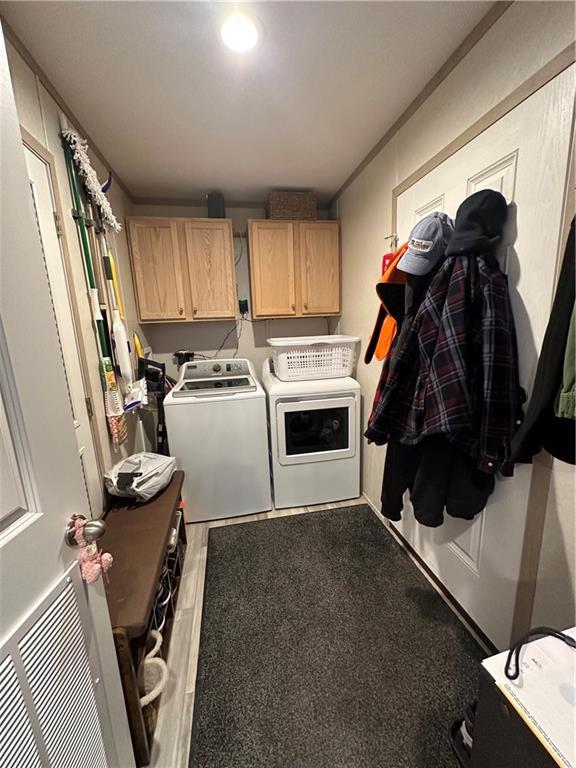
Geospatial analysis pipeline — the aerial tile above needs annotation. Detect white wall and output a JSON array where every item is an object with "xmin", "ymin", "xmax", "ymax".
[
  {"xmin": 5, "ymin": 38, "xmax": 148, "ymax": 469},
  {"xmin": 531, "ymin": 462, "xmax": 575, "ymax": 627},
  {"xmin": 336, "ymin": 1, "xmax": 575, "ymax": 630},
  {"xmin": 131, "ymin": 203, "xmax": 337, "ymax": 380}
]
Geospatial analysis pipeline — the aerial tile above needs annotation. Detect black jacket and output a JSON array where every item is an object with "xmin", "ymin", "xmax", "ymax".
[
  {"xmin": 512, "ymin": 219, "xmax": 575, "ymax": 465},
  {"xmin": 381, "ymin": 436, "xmax": 495, "ymax": 527}
]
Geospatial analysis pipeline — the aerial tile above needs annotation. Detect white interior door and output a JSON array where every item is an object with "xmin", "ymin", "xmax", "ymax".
[
  {"xmin": 23, "ymin": 142, "xmax": 103, "ymax": 518},
  {"xmin": 0, "ymin": 30, "xmax": 133, "ymax": 767},
  {"xmin": 394, "ymin": 67, "xmax": 575, "ymax": 649}
]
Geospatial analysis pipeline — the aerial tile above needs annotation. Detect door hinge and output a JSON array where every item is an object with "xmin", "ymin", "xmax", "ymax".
[
  {"xmin": 53, "ymin": 210, "xmax": 64, "ymax": 237},
  {"xmin": 85, "ymin": 396, "xmax": 94, "ymax": 420}
]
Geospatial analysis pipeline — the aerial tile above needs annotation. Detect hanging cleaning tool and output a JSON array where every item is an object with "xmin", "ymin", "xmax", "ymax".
[
  {"xmin": 133, "ymin": 331, "xmax": 144, "ymax": 362},
  {"xmin": 101, "ymin": 171, "xmax": 113, "ymax": 194},
  {"xmin": 109, "ymin": 251, "xmax": 126, "ymax": 321},
  {"xmin": 90, "ymin": 198, "xmax": 138, "ymax": 405},
  {"xmin": 61, "ymin": 121, "xmax": 127, "ymax": 445},
  {"xmin": 138, "ymin": 358, "xmax": 169, "ymax": 455},
  {"xmin": 61, "ymin": 124, "xmax": 122, "ymax": 234},
  {"xmin": 98, "ymin": 171, "xmax": 126, "ymax": 321},
  {"xmin": 87, "ymin": 170, "xmax": 145, "ymax": 413},
  {"xmin": 89, "ymin": 187, "xmax": 145, "ymax": 411}
]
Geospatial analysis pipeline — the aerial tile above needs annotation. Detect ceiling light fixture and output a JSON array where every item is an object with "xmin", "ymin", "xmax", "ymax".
[{"xmin": 221, "ymin": 13, "xmax": 258, "ymax": 53}]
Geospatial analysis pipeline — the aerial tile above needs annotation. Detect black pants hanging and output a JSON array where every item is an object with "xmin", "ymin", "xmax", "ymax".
[{"xmin": 381, "ymin": 436, "xmax": 495, "ymax": 527}]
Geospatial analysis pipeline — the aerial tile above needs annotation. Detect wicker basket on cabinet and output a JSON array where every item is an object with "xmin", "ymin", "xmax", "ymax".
[{"xmin": 267, "ymin": 190, "xmax": 317, "ymax": 220}]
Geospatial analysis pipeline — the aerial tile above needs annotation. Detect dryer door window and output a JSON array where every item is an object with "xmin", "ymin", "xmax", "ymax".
[{"xmin": 277, "ymin": 396, "xmax": 356, "ymax": 466}]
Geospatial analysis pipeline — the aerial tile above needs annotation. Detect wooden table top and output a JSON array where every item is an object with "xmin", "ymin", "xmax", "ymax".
[{"xmin": 101, "ymin": 471, "xmax": 184, "ymax": 638}]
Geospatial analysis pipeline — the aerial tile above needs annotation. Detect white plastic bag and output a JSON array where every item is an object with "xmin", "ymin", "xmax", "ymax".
[{"xmin": 104, "ymin": 452, "xmax": 176, "ymax": 502}]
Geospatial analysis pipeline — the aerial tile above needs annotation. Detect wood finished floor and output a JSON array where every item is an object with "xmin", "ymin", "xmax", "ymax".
[{"xmin": 149, "ymin": 497, "xmax": 367, "ymax": 768}]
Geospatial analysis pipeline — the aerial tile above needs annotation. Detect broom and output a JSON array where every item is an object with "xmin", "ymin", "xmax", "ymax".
[
  {"xmin": 61, "ymin": 127, "xmax": 127, "ymax": 445},
  {"xmin": 89, "ymin": 198, "xmax": 141, "ymax": 407}
]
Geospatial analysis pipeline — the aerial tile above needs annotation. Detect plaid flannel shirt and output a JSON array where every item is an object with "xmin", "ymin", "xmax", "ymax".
[{"xmin": 365, "ymin": 251, "xmax": 523, "ymax": 474}]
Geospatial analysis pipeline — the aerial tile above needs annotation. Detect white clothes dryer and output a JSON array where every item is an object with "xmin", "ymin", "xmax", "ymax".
[
  {"xmin": 164, "ymin": 359, "xmax": 272, "ymax": 522},
  {"xmin": 261, "ymin": 358, "xmax": 361, "ymax": 509}
]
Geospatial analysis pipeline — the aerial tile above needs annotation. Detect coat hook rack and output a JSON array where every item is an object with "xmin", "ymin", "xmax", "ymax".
[{"xmin": 384, "ymin": 233, "xmax": 399, "ymax": 249}]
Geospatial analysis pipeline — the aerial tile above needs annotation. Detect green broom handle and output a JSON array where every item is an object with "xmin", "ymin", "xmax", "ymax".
[
  {"xmin": 62, "ymin": 138, "xmax": 95, "ymax": 287},
  {"xmin": 62, "ymin": 136, "xmax": 109, "ymax": 358}
]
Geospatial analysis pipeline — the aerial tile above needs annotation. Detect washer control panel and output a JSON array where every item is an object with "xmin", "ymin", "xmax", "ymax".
[{"xmin": 180, "ymin": 359, "xmax": 251, "ymax": 380}]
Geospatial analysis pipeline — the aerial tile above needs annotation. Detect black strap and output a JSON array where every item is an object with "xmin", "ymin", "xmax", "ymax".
[
  {"xmin": 504, "ymin": 626, "xmax": 576, "ymax": 680},
  {"xmin": 116, "ymin": 471, "xmax": 142, "ymax": 491}
]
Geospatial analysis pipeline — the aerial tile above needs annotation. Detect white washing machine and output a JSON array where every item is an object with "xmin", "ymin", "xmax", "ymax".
[
  {"xmin": 261, "ymin": 358, "xmax": 361, "ymax": 509},
  {"xmin": 164, "ymin": 359, "xmax": 272, "ymax": 522}
]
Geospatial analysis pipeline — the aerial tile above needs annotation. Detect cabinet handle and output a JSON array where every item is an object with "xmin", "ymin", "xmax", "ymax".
[
  {"xmin": 304, "ymin": 303, "xmax": 308, "ymax": 311},
  {"xmin": 291, "ymin": 304, "xmax": 295, "ymax": 311},
  {"xmin": 179, "ymin": 307, "xmax": 184, "ymax": 315},
  {"xmin": 193, "ymin": 307, "xmax": 198, "ymax": 315}
]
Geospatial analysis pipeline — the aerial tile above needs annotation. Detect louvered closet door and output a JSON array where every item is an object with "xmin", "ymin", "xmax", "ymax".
[
  {"xmin": 392, "ymin": 66, "xmax": 575, "ymax": 650},
  {"xmin": 1, "ymin": 573, "xmax": 107, "ymax": 768},
  {"xmin": 0, "ymin": 32, "xmax": 125, "ymax": 767},
  {"xmin": 0, "ymin": 657, "xmax": 42, "ymax": 767}
]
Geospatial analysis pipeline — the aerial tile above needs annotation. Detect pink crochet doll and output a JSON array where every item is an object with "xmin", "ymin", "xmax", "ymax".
[{"xmin": 74, "ymin": 517, "xmax": 113, "ymax": 584}]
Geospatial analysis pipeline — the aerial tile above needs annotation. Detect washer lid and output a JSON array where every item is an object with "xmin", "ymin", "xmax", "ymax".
[{"xmin": 171, "ymin": 375, "xmax": 256, "ymax": 397}]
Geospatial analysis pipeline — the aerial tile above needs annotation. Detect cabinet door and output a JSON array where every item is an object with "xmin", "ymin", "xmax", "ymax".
[
  {"xmin": 249, "ymin": 221, "xmax": 296, "ymax": 317},
  {"xmin": 184, "ymin": 219, "xmax": 237, "ymax": 319},
  {"xmin": 127, "ymin": 218, "xmax": 186, "ymax": 321},
  {"xmin": 298, "ymin": 221, "xmax": 340, "ymax": 315}
]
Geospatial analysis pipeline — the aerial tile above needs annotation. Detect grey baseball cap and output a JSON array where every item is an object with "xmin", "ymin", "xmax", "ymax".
[{"xmin": 397, "ymin": 212, "xmax": 454, "ymax": 275}]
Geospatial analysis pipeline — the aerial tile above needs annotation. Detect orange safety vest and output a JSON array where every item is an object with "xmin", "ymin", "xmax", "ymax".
[{"xmin": 364, "ymin": 242, "xmax": 408, "ymax": 364}]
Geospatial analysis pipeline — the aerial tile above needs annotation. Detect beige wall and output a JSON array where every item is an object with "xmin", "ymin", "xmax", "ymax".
[
  {"xmin": 4, "ymin": 31, "xmax": 338, "ymax": 466},
  {"xmin": 5, "ymin": 2, "xmax": 574, "ymax": 629},
  {"xmin": 5, "ymin": 38, "xmax": 149, "ymax": 471},
  {"xmin": 130, "ymin": 203, "xmax": 337, "ymax": 380},
  {"xmin": 531, "ymin": 462, "xmax": 575, "ymax": 628},
  {"xmin": 336, "ymin": 1, "xmax": 575, "ymax": 629}
]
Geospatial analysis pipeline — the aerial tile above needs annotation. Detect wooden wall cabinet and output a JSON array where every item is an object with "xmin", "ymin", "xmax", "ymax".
[
  {"xmin": 127, "ymin": 218, "xmax": 186, "ymax": 321},
  {"xmin": 127, "ymin": 217, "xmax": 237, "ymax": 323},
  {"xmin": 298, "ymin": 221, "xmax": 340, "ymax": 315},
  {"xmin": 248, "ymin": 221, "xmax": 297, "ymax": 317},
  {"xmin": 248, "ymin": 220, "xmax": 340, "ymax": 319},
  {"xmin": 183, "ymin": 219, "xmax": 236, "ymax": 320}
]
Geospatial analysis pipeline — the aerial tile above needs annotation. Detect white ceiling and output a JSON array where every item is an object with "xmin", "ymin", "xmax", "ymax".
[{"xmin": 2, "ymin": 1, "xmax": 493, "ymax": 202}]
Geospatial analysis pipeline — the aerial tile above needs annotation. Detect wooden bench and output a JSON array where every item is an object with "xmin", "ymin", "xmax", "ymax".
[{"xmin": 101, "ymin": 471, "xmax": 186, "ymax": 766}]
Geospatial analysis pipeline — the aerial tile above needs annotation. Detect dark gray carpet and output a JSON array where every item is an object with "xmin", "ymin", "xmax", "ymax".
[{"xmin": 189, "ymin": 505, "xmax": 484, "ymax": 768}]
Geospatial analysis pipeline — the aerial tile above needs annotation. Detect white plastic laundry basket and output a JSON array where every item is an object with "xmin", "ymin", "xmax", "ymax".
[{"xmin": 267, "ymin": 335, "xmax": 360, "ymax": 381}]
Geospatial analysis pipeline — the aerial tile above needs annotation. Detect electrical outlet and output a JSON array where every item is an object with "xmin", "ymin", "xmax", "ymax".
[{"xmin": 239, "ymin": 298, "xmax": 249, "ymax": 314}]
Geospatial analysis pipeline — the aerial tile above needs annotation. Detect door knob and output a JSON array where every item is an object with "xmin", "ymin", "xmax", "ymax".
[{"xmin": 65, "ymin": 514, "xmax": 106, "ymax": 547}]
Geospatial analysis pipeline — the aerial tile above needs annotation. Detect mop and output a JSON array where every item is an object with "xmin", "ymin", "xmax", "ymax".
[
  {"xmin": 87, "ymin": 166, "xmax": 151, "ymax": 451},
  {"xmin": 61, "ymin": 122, "xmax": 127, "ymax": 445},
  {"xmin": 90, "ymin": 197, "xmax": 143, "ymax": 410}
]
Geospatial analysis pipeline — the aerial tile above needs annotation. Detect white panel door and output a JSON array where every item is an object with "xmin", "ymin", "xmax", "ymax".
[
  {"xmin": 0, "ymin": 29, "xmax": 132, "ymax": 766},
  {"xmin": 394, "ymin": 67, "xmax": 575, "ymax": 649}
]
